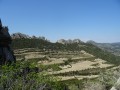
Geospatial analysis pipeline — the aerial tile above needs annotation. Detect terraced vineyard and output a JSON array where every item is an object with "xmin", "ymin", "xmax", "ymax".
[
  {"xmin": 11, "ymin": 37, "xmax": 120, "ymax": 90},
  {"xmin": 14, "ymin": 48, "xmax": 114, "ymax": 82}
]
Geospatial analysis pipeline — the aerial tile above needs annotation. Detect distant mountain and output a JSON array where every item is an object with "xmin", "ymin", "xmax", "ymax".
[{"xmin": 87, "ymin": 40, "xmax": 120, "ymax": 56}]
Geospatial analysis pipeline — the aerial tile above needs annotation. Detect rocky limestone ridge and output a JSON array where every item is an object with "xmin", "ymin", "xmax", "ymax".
[
  {"xmin": 11, "ymin": 33, "xmax": 46, "ymax": 41},
  {"xmin": 11, "ymin": 33, "xmax": 30, "ymax": 39},
  {"xmin": 57, "ymin": 39, "xmax": 83, "ymax": 44},
  {"xmin": 86, "ymin": 40, "xmax": 97, "ymax": 44}
]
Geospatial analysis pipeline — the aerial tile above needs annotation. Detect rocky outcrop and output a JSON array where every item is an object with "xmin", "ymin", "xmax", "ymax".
[
  {"xmin": 11, "ymin": 33, "xmax": 30, "ymax": 39},
  {"xmin": 0, "ymin": 19, "xmax": 16, "ymax": 65},
  {"xmin": 73, "ymin": 39, "xmax": 82, "ymax": 43},
  {"xmin": 57, "ymin": 39, "xmax": 67, "ymax": 44},
  {"xmin": 11, "ymin": 33, "xmax": 47, "ymax": 41},
  {"xmin": 86, "ymin": 40, "xmax": 97, "ymax": 44},
  {"xmin": 57, "ymin": 39, "xmax": 82, "ymax": 44}
]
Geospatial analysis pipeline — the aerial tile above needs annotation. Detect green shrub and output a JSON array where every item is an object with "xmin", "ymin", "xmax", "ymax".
[{"xmin": 0, "ymin": 61, "xmax": 65, "ymax": 90}]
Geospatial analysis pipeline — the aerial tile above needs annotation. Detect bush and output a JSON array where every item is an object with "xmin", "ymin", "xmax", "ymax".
[{"xmin": 0, "ymin": 61, "xmax": 65, "ymax": 90}]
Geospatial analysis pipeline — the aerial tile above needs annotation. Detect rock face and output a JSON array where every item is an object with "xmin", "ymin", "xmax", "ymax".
[
  {"xmin": 86, "ymin": 40, "xmax": 97, "ymax": 44},
  {"xmin": 11, "ymin": 33, "xmax": 47, "ymax": 41},
  {"xmin": 73, "ymin": 39, "xmax": 82, "ymax": 43},
  {"xmin": 57, "ymin": 39, "xmax": 67, "ymax": 44},
  {"xmin": 0, "ymin": 19, "xmax": 11, "ymax": 45},
  {"xmin": 0, "ymin": 19, "xmax": 16, "ymax": 65},
  {"xmin": 57, "ymin": 39, "xmax": 82, "ymax": 44},
  {"xmin": 11, "ymin": 33, "xmax": 30, "ymax": 39}
]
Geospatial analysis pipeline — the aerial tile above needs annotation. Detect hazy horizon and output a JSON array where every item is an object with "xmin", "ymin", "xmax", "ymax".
[{"xmin": 0, "ymin": 0, "xmax": 120, "ymax": 43}]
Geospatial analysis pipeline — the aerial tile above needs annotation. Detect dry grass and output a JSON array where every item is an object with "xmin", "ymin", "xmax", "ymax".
[
  {"xmin": 53, "ymin": 59, "xmax": 113, "ymax": 74},
  {"xmin": 38, "ymin": 58, "xmax": 68, "ymax": 65},
  {"xmin": 59, "ymin": 75, "xmax": 99, "ymax": 81}
]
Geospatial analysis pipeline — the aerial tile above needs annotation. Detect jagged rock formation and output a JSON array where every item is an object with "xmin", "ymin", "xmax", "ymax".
[
  {"xmin": 57, "ymin": 39, "xmax": 67, "ymax": 44},
  {"xmin": 86, "ymin": 40, "xmax": 97, "ymax": 44},
  {"xmin": 0, "ymin": 19, "xmax": 16, "ymax": 65},
  {"xmin": 11, "ymin": 33, "xmax": 31, "ymax": 39},
  {"xmin": 57, "ymin": 39, "xmax": 82, "ymax": 44},
  {"xmin": 73, "ymin": 39, "xmax": 82, "ymax": 43},
  {"xmin": 11, "ymin": 33, "xmax": 47, "ymax": 41}
]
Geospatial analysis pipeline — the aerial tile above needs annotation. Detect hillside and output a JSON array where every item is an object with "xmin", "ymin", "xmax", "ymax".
[
  {"xmin": 9, "ymin": 33, "xmax": 120, "ymax": 90},
  {"xmin": 11, "ymin": 33, "xmax": 120, "ymax": 65},
  {"xmin": 87, "ymin": 40, "xmax": 120, "ymax": 56},
  {"xmin": 10, "ymin": 35, "xmax": 120, "ymax": 90}
]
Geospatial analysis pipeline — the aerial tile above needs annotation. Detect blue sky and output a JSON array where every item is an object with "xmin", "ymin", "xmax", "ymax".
[{"xmin": 0, "ymin": 0, "xmax": 120, "ymax": 43}]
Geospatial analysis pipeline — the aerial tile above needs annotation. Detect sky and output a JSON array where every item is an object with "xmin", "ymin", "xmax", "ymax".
[{"xmin": 0, "ymin": 0, "xmax": 120, "ymax": 43}]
